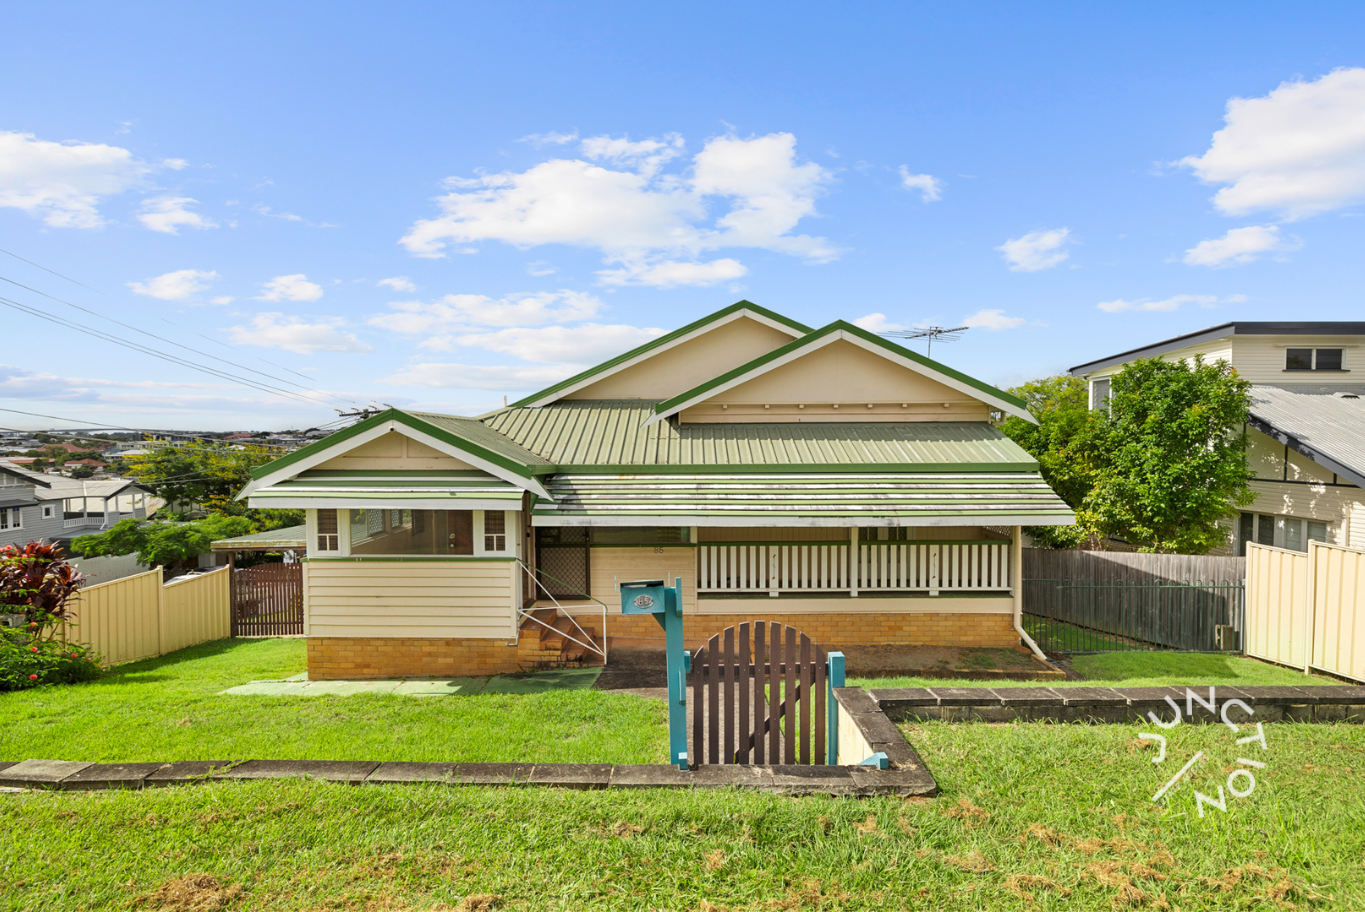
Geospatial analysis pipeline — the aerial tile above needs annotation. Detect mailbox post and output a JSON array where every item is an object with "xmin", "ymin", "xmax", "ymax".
[{"xmin": 620, "ymin": 577, "xmax": 688, "ymax": 769}]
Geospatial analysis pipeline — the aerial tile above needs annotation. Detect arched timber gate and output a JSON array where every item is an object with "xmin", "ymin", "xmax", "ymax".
[{"xmin": 689, "ymin": 621, "xmax": 842, "ymax": 766}]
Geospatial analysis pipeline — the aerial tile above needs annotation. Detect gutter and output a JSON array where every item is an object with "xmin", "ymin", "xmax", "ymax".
[{"xmin": 1010, "ymin": 525, "xmax": 1049, "ymax": 662}]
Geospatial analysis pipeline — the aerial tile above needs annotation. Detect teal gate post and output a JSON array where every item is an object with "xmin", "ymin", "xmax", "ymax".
[
  {"xmin": 621, "ymin": 578, "xmax": 689, "ymax": 769},
  {"xmin": 826, "ymin": 651, "xmax": 844, "ymax": 765}
]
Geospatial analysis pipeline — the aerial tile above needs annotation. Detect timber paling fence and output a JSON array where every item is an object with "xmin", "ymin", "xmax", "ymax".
[
  {"xmin": 231, "ymin": 563, "xmax": 303, "ymax": 637},
  {"xmin": 1022, "ymin": 549, "xmax": 1247, "ymax": 653}
]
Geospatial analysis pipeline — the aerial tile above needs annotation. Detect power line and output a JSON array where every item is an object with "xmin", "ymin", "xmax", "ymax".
[
  {"xmin": 0, "ymin": 273, "xmax": 357, "ymax": 407},
  {"xmin": 0, "ymin": 294, "xmax": 334, "ymax": 410},
  {"xmin": 0, "ymin": 245, "xmax": 105, "ymax": 295}
]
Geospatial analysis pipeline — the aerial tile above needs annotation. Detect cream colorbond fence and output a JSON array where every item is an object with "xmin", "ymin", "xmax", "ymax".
[
  {"xmin": 1246, "ymin": 541, "xmax": 1365, "ymax": 683},
  {"xmin": 67, "ymin": 567, "xmax": 231, "ymax": 666}
]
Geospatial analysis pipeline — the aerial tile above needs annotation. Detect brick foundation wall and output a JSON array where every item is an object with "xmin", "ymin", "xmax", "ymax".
[
  {"xmin": 600, "ymin": 610, "xmax": 1018, "ymax": 649},
  {"xmin": 307, "ymin": 637, "xmax": 522, "ymax": 680}
]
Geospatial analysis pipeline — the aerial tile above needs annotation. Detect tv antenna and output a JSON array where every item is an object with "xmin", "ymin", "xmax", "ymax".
[{"xmin": 879, "ymin": 324, "xmax": 970, "ymax": 359}]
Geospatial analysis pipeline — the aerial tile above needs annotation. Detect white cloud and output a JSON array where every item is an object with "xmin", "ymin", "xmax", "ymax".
[
  {"xmin": 526, "ymin": 261, "xmax": 556, "ymax": 277},
  {"xmin": 0, "ymin": 130, "xmax": 150, "ymax": 228},
  {"xmin": 1182, "ymin": 224, "xmax": 1300, "ymax": 266},
  {"xmin": 160, "ymin": 158, "xmax": 188, "ymax": 170},
  {"xmin": 126, "ymin": 269, "xmax": 219, "ymax": 301},
  {"xmin": 580, "ymin": 133, "xmax": 684, "ymax": 177},
  {"xmin": 998, "ymin": 228, "xmax": 1071, "ymax": 272},
  {"xmin": 372, "ymin": 290, "xmax": 604, "ymax": 332},
  {"xmin": 1180, "ymin": 68, "xmax": 1365, "ymax": 220},
  {"xmin": 252, "ymin": 203, "xmax": 303, "ymax": 222},
  {"xmin": 228, "ymin": 313, "xmax": 372, "ymax": 354},
  {"xmin": 597, "ymin": 257, "xmax": 747, "ymax": 287},
  {"xmin": 378, "ymin": 276, "xmax": 417, "ymax": 292},
  {"xmin": 400, "ymin": 132, "xmax": 838, "ymax": 280},
  {"xmin": 210, "ymin": 295, "xmax": 234, "ymax": 306},
  {"xmin": 962, "ymin": 308, "xmax": 1026, "ymax": 330},
  {"xmin": 138, "ymin": 196, "xmax": 218, "ymax": 234},
  {"xmin": 518, "ymin": 130, "xmax": 579, "ymax": 146},
  {"xmin": 382, "ymin": 362, "xmax": 573, "ymax": 391},
  {"xmin": 853, "ymin": 313, "xmax": 909, "ymax": 333},
  {"xmin": 1096, "ymin": 293, "xmax": 1246, "ymax": 314},
  {"xmin": 256, "ymin": 274, "xmax": 324, "ymax": 302},
  {"xmin": 425, "ymin": 323, "xmax": 666, "ymax": 365},
  {"xmin": 898, "ymin": 167, "xmax": 942, "ymax": 202}
]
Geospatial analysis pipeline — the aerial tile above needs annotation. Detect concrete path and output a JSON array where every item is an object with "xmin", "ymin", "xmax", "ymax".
[{"xmin": 219, "ymin": 666, "xmax": 602, "ymax": 697}]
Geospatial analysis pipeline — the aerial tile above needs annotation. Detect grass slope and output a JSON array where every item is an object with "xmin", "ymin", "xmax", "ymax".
[
  {"xmin": 2, "ymin": 723, "xmax": 1361, "ymax": 910},
  {"xmin": 851, "ymin": 651, "xmax": 1338, "ymax": 690},
  {"xmin": 0, "ymin": 639, "xmax": 667, "ymax": 764}
]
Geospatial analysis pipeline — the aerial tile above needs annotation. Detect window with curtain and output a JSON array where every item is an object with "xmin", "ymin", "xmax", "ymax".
[{"xmin": 316, "ymin": 509, "xmax": 339, "ymax": 552}]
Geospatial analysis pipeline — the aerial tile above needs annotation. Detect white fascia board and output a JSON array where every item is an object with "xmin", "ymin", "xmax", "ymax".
[
  {"xmin": 238, "ymin": 420, "xmax": 553, "ymax": 501},
  {"xmin": 248, "ymin": 496, "xmax": 522, "ymax": 511},
  {"xmin": 522, "ymin": 308, "xmax": 805, "ymax": 408},
  {"xmin": 646, "ymin": 329, "xmax": 1038, "ymax": 426},
  {"xmin": 532, "ymin": 513, "xmax": 1076, "ymax": 527}
]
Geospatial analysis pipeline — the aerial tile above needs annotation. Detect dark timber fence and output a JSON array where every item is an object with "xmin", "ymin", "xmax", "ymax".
[
  {"xmin": 231, "ymin": 563, "xmax": 304, "ymax": 637},
  {"xmin": 1022, "ymin": 549, "xmax": 1246, "ymax": 653}
]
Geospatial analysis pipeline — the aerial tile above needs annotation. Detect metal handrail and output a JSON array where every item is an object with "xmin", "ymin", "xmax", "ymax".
[{"xmin": 513, "ymin": 558, "xmax": 607, "ymax": 661}]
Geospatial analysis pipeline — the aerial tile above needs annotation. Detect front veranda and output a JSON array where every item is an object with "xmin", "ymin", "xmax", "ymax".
[{"xmin": 528, "ymin": 521, "xmax": 1025, "ymax": 654}]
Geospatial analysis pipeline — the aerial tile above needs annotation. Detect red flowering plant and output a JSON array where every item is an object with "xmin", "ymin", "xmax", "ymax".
[{"xmin": 0, "ymin": 540, "xmax": 101, "ymax": 691}]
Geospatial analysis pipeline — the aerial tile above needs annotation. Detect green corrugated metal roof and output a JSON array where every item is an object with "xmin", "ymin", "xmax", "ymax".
[
  {"xmin": 531, "ymin": 473, "xmax": 1074, "ymax": 526},
  {"xmin": 481, "ymin": 401, "xmax": 1039, "ymax": 471}
]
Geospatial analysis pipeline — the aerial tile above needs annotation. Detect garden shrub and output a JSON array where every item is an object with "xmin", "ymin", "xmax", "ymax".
[{"xmin": 0, "ymin": 631, "xmax": 101, "ymax": 691}]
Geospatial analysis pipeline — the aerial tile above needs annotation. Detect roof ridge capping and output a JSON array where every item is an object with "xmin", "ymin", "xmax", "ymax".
[
  {"xmin": 508, "ymin": 300, "xmax": 813, "ymax": 408},
  {"xmin": 646, "ymin": 319, "xmax": 1034, "ymax": 424}
]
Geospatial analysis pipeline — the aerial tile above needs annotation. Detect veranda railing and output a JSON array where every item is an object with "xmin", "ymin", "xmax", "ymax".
[{"xmin": 697, "ymin": 540, "xmax": 1011, "ymax": 597}]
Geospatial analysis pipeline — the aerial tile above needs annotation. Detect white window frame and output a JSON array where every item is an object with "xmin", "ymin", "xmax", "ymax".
[
  {"xmin": 0, "ymin": 506, "xmax": 20, "ymax": 530},
  {"xmin": 1090, "ymin": 377, "xmax": 1111, "ymax": 411},
  {"xmin": 41, "ymin": 504, "xmax": 54, "ymax": 520}
]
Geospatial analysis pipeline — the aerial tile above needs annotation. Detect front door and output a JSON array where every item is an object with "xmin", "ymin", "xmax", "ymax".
[{"xmin": 534, "ymin": 527, "xmax": 590, "ymax": 598}]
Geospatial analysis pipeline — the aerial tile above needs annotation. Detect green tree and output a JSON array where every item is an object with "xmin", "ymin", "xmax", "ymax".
[
  {"xmin": 71, "ymin": 515, "xmax": 256, "ymax": 571},
  {"xmin": 125, "ymin": 442, "xmax": 294, "ymax": 520},
  {"xmin": 1087, "ymin": 356, "xmax": 1253, "ymax": 553},
  {"xmin": 1000, "ymin": 375, "xmax": 1106, "ymax": 548},
  {"xmin": 1003, "ymin": 357, "xmax": 1252, "ymax": 553}
]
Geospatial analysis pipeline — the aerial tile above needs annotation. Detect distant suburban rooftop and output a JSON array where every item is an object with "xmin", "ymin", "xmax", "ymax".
[{"xmin": 1070, "ymin": 322, "xmax": 1365, "ymax": 375}]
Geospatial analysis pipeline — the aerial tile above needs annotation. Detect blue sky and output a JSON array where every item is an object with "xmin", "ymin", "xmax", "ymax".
[{"xmin": 2, "ymin": 2, "xmax": 1364, "ymax": 431}]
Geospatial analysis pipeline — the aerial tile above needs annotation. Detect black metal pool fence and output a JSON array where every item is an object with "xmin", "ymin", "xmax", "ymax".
[{"xmin": 1022, "ymin": 577, "xmax": 1246, "ymax": 653}]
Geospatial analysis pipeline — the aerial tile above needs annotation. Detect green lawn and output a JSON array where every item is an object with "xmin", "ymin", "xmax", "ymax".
[
  {"xmin": 2, "ymin": 722, "xmax": 1361, "ymax": 910},
  {"xmin": 851, "ymin": 651, "xmax": 1338, "ymax": 690},
  {"xmin": 0, "ymin": 638, "xmax": 667, "ymax": 765}
]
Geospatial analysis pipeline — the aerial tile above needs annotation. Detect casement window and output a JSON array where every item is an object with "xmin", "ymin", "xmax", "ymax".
[
  {"xmin": 1090, "ymin": 378, "xmax": 1111, "ymax": 411},
  {"xmin": 0, "ymin": 507, "xmax": 21, "ymax": 530},
  {"xmin": 1285, "ymin": 348, "xmax": 1345, "ymax": 372},
  {"xmin": 316, "ymin": 508, "xmax": 339, "ymax": 552},
  {"xmin": 483, "ymin": 510, "xmax": 507, "ymax": 552},
  {"xmin": 41, "ymin": 505, "xmax": 55, "ymax": 520},
  {"xmin": 347, "ymin": 509, "xmax": 475, "ymax": 555}
]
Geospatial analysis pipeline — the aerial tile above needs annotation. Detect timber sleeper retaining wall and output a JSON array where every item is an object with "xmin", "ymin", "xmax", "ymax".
[{"xmin": 0, "ymin": 759, "xmax": 936, "ymax": 798}]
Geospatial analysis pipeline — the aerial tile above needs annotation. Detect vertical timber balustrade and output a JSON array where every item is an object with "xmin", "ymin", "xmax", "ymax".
[{"xmin": 696, "ymin": 540, "xmax": 1011, "ymax": 596}]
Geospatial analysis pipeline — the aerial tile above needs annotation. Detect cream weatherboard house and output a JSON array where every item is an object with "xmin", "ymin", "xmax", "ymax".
[
  {"xmin": 240, "ymin": 303, "xmax": 1073, "ymax": 679},
  {"xmin": 1070, "ymin": 321, "xmax": 1365, "ymax": 556}
]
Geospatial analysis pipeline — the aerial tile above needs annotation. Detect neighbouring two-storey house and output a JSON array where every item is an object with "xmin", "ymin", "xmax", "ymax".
[
  {"xmin": 1070, "ymin": 321, "xmax": 1365, "ymax": 555},
  {"xmin": 0, "ymin": 463, "xmax": 154, "ymax": 551},
  {"xmin": 240, "ymin": 302, "xmax": 1074, "ymax": 680}
]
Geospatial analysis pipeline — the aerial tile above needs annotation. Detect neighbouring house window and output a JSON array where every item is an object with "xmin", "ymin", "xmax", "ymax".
[
  {"xmin": 1090, "ymin": 378, "xmax": 1111, "ymax": 411},
  {"xmin": 483, "ymin": 511, "xmax": 507, "ymax": 552},
  {"xmin": 587, "ymin": 527, "xmax": 691, "ymax": 545},
  {"xmin": 1255, "ymin": 514, "xmax": 1275, "ymax": 547},
  {"xmin": 42, "ymin": 505, "xmax": 54, "ymax": 519},
  {"xmin": 347, "ymin": 509, "xmax": 475, "ymax": 555},
  {"xmin": 0, "ymin": 507, "xmax": 20, "ymax": 530},
  {"xmin": 1237, "ymin": 512, "xmax": 1253, "ymax": 556},
  {"xmin": 1284, "ymin": 518, "xmax": 1304, "ymax": 552},
  {"xmin": 316, "ymin": 509, "xmax": 339, "ymax": 552},
  {"xmin": 1307, "ymin": 520, "xmax": 1329, "ymax": 544},
  {"xmin": 1286, "ymin": 348, "xmax": 1345, "ymax": 371}
]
